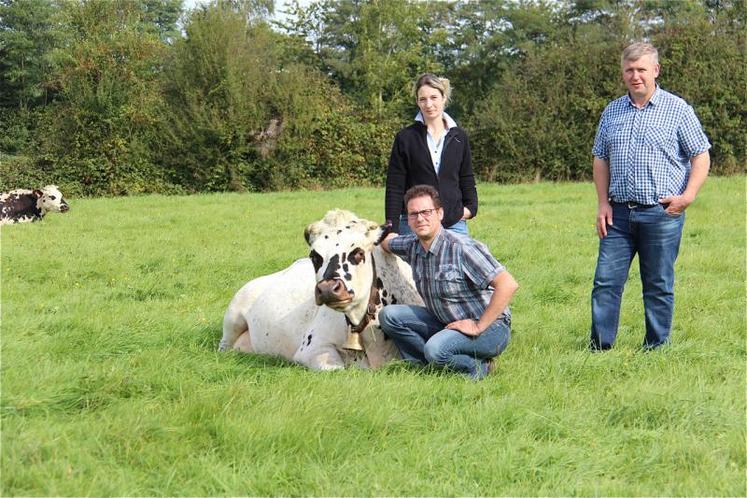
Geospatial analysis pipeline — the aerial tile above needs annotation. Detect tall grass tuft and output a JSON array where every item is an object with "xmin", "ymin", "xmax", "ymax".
[{"xmin": 1, "ymin": 177, "xmax": 744, "ymax": 495}]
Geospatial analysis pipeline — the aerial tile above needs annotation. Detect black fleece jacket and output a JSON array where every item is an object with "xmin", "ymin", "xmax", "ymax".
[{"xmin": 385, "ymin": 121, "xmax": 478, "ymax": 233}]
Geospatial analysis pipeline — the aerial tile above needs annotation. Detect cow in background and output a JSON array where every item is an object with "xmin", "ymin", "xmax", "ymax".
[{"xmin": 0, "ymin": 185, "xmax": 70, "ymax": 226}]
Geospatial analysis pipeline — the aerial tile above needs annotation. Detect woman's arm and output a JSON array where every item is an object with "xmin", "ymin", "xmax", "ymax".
[{"xmin": 385, "ymin": 134, "xmax": 408, "ymax": 232}]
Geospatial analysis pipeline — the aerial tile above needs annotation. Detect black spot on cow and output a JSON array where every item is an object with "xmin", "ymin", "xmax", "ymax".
[
  {"xmin": 347, "ymin": 248, "xmax": 365, "ymax": 265},
  {"xmin": 341, "ymin": 259, "xmax": 352, "ymax": 280},
  {"xmin": 0, "ymin": 192, "xmax": 42, "ymax": 224},
  {"xmin": 345, "ymin": 225, "xmax": 351, "ymax": 229},
  {"xmin": 382, "ymin": 298, "xmax": 388, "ymax": 306},
  {"xmin": 337, "ymin": 229, "xmax": 342, "ymax": 234},
  {"xmin": 324, "ymin": 235, "xmax": 329, "ymax": 239},
  {"xmin": 322, "ymin": 254, "xmax": 341, "ymax": 280},
  {"xmin": 376, "ymin": 278, "xmax": 384, "ymax": 290},
  {"xmin": 305, "ymin": 334, "xmax": 313, "ymax": 347},
  {"xmin": 309, "ymin": 250, "xmax": 324, "ymax": 272},
  {"xmin": 382, "ymin": 289, "xmax": 388, "ymax": 297},
  {"xmin": 391, "ymin": 296, "xmax": 398, "ymax": 304}
]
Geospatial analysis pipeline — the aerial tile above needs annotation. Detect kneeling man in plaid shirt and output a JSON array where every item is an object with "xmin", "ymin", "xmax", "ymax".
[{"xmin": 380, "ymin": 184, "xmax": 518, "ymax": 380}]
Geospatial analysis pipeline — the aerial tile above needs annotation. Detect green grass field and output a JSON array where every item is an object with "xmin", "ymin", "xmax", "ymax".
[{"xmin": 1, "ymin": 177, "xmax": 745, "ymax": 496}]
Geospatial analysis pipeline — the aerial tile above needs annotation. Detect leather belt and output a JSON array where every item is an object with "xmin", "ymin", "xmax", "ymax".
[{"xmin": 612, "ymin": 201, "xmax": 658, "ymax": 209}]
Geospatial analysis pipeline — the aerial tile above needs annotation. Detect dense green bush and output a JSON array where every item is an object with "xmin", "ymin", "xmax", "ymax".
[
  {"xmin": 651, "ymin": 3, "xmax": 746, "ymax": 174},
  {"xmin": 27, "ymin": 0, "xmax": 175, "ymax": 196},
  {"xmin": 0, "ymin": 154, "xmax": 49, "ymax": 191},
  {"xmin": 467, "ymin": 1, "xmax": 746, "ymax": 181},
  {"xmin": 0, "ymin": 0, "xmax": 743, "ymax": 196},
  {"xmin": 159, "ymin": 4, "xmax": 400, "ymax": 192}
]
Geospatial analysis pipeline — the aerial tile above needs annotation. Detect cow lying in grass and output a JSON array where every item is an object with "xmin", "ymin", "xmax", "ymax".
[
  {"xmin": 0, "ymin": 185, "xmax": 70, "ymax": 226},
  {"xmin": 220, "ymin": 209, "xmax": 423, "ymax": 370}
]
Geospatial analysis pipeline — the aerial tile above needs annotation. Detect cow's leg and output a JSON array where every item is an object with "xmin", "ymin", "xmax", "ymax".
[
  {"xmin": 361, "ymin": 324, "xmax": 400, "ymax": 369},
  {"xmin": 220, "ymin": 306, "xmax": 249, "ymax": 352},
  {"xmin": 232, "ymin": 331, "xmax": 253, "ymax": 353},
  {"xmin": 293, "ymin": 344, "xmax": 346, "ymax": 370}
]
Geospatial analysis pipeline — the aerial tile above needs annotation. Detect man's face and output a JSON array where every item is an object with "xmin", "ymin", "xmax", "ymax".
[
  {"xmin": 406, "ymin": 195, "xmax": 443, "ymax": 241},
  {"xmin": 622, "ymin": 54, "xmax": 659, "ymax": 102}
]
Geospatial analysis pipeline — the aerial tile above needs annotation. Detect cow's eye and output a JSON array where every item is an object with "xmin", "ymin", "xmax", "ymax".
[
  {"xmin": 49, "ymin": 196, "xmax": 56, "ymax": 200},
  {"xmin": 347, "ymin": 248, "xmax": 365, "ymax": 265},
  {"xmin": 309, "ymin": 250, "xmax": 323, "ymax": 272}
]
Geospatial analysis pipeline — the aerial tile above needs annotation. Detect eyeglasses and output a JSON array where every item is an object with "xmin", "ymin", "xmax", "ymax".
[{"xmin": 407, "ymin": 208, "xmax": 438, "ymax": 220}]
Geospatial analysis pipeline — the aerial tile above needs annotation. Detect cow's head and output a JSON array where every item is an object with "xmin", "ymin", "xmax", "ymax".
[
  {"xmin": 304, "ymin": 209, "xmax": 385, "ymax": 325},
  {"xmin": 36, "ymin": 185, "xmax": 70, "ymax": 215}
]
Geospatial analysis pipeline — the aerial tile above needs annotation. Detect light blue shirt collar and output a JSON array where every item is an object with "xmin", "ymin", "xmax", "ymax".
[
  {"xmin": 414, "ymin": 111, "xmax": 458, "ymax": 129},
  {"xmin": 626, "ymin": 84, "xmax": 661, "ymax": 108}
]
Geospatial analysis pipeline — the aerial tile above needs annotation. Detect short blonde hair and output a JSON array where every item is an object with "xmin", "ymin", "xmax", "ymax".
[
  {"xmin": 413, "ymin": 73, "xmax": 451, "ymax": 106},
  {"xmin": 621, "ymin": 42, "xmax": 659, "ymax": 66}
]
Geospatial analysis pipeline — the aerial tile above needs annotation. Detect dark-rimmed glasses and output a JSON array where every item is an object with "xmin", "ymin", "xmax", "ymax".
[{"xmin": 407, "ymin": 208, "xmax": 438, "ymax": 220}]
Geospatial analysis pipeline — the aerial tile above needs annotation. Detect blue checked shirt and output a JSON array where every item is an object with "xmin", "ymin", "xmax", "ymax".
[
  {"xmin": 388, "ymin": 229, "xmax": 510, "ymax": 325},
  {"xmin": 592, "ymin": 86, "xmax": 711, "ymax": 205}
]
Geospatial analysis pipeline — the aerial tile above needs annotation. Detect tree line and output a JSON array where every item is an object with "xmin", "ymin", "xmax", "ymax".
[{"xmin": 0, "ymin": 0, "xmax": 744, "ymax": 196}]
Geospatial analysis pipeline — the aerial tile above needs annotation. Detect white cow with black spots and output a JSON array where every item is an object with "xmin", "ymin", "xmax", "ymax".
[
  {"xmin": 220, "ymin": 209, "xmax": 423, "ymax": 370},
  {"xmin": 0, "ymin": 185, "xmax": 69, "ymax": 226}
]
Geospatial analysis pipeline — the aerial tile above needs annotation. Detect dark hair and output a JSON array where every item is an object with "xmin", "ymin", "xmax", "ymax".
[{"xmin": 404, "ymin": 184, "xmax": 442, "ymax": 210}]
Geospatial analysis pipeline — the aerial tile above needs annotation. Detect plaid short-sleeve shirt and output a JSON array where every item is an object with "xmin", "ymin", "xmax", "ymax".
[
  {"xmin": 388, "ymin": 229, "xmax": 510, "ymax": 325},
  {"xmin": 592, "ymin": 87, "xmax": 711, "ymax": 205}
]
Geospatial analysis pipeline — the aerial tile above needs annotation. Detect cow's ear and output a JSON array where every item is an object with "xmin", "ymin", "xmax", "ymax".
[
  {"xmin": 304, "ymin": 222, "xmax": 321, "ymax": 246},
  {"xmin": 32, "ymin": 189, "xmax": 43, "ymax": 198},
  {"xmin": 363, "ymin": 220, "xmax": 382, "ymax": 246},
  {"xmin": 375, "ymin": 221, "xmax": 393, "ymax": 245}
]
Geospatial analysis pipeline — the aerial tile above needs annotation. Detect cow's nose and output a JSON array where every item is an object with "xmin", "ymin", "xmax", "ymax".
[
  {"xmin": 315, "ymin": 279, "xmax": 349, "ymax": 305},
  {"xmin": 60, "ymin": 203, "xmax": 70, "ymax": 212}
]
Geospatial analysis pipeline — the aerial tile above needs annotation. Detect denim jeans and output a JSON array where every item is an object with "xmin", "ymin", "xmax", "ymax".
[
  {"xmin": 379, "ymin": 304, "xmax": 511, "ymax": 379},
  {"xmin": 398, "ymin": 215, "xmax": 469, "ymax": 236},
  {"xmin": 590, "ymin": 203, "xmax": 685, "ymax": 350}
]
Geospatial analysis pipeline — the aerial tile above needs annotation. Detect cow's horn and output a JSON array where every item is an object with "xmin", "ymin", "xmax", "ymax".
[{"xmin": 343, "ymin": 330, "xmax": 364, "ymax": 351}]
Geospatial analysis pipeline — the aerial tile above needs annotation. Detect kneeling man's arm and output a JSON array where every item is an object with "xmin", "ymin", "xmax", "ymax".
[
  {"xmin": 447, "ymin": 271, "xmax": 519, "ymax": 337},
  {"xmin": 380, "ymin": 232, "xmax": 398, "ymax": 253}
]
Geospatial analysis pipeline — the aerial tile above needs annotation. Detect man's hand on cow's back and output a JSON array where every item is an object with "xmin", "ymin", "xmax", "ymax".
[{"xmin": 380, "ymin": 232, "xmax": 398, "ymax": 253}]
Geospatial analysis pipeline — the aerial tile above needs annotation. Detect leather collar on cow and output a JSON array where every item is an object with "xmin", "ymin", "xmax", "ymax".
[{"xmin": 345, "ymin": 256, "xmax": 382, "ymax": 339}]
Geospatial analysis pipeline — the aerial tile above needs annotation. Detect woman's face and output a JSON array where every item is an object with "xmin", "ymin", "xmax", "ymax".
[{"xmin": 416, "ymin": 84, "xmax": 445, "ymax": 120}]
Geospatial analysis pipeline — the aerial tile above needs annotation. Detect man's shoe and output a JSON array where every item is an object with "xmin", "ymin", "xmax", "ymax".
[{"xmin": 486, "ymin": 357, "xmax": 497, "ymax": 375}]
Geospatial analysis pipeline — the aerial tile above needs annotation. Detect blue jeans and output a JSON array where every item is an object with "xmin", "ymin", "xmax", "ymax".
[
  {"xmin": 590, "ymin": 203, "xmax": 685, "ymax": 350},
  {"xmin": 379, "ymin": 304, "xmax": 511, "ymax": 379},
  {"xmin": 398, "ymin": 215, "xmax": 469, "ymax": 236}
]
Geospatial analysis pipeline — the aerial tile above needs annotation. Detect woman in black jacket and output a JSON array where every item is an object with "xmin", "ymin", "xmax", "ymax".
[{"xmin": 385, "ymin": 73, "xmax": 478, "ymax": 235}]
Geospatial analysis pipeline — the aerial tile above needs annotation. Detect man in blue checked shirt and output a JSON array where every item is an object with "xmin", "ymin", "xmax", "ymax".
[
  {"xmin": 380, "ymin": 184, "xmax": 519, "ymax": 380},
  {"xmin": 590, "ymin": 42, "xmax": 711, "ymax": 351}
]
